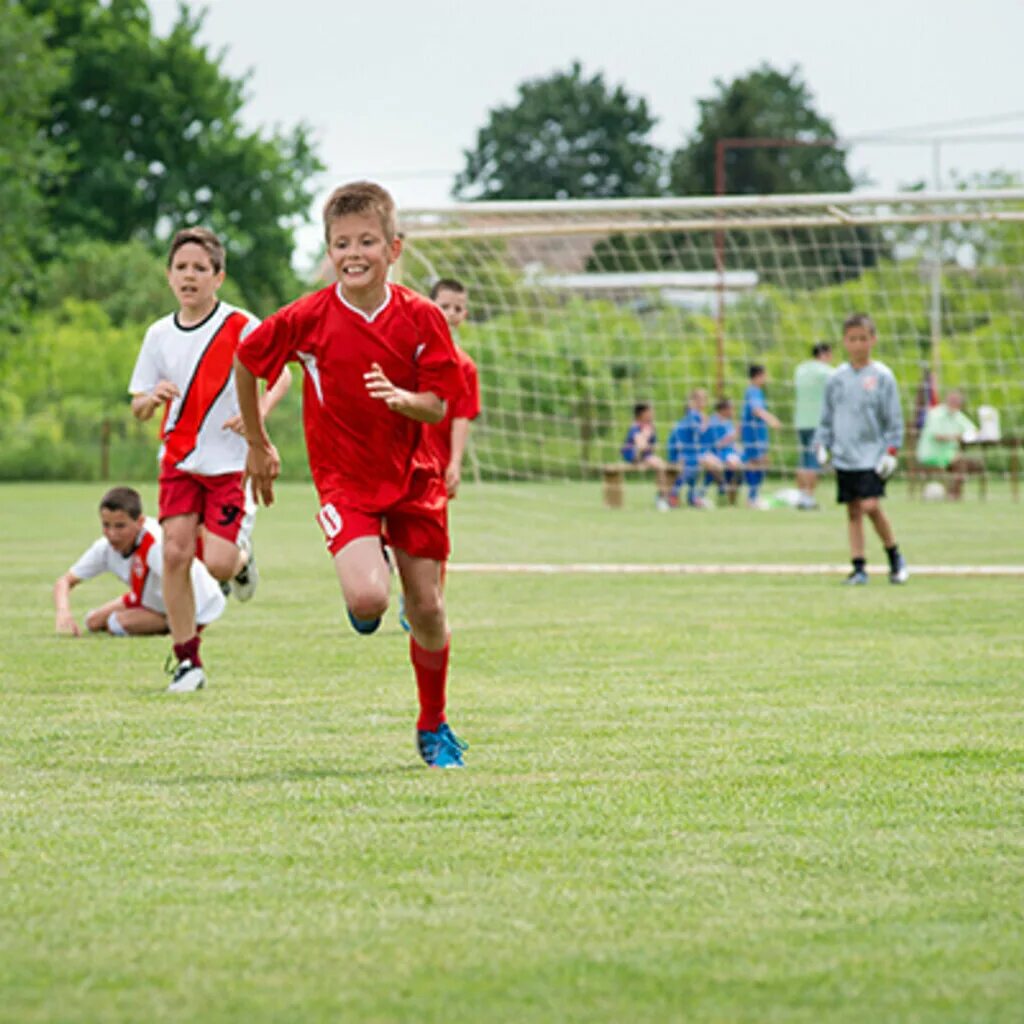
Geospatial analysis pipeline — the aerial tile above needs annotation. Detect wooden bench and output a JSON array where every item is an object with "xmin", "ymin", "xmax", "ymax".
[
  {"xmin": 906, "ymin": 453, "xmax": 986, "ymax": 500},
  {"xmin": 601, "ymin": 461, "xmax": 674, "ymax": 508}
]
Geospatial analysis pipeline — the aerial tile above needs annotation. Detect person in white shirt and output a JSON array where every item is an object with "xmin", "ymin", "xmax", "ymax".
[
  {"xmin": 53, "ymin": 487, "xmax": 225, "ymax": 638},
  {"xmin": 129, "ymin": 227, "xmax": 290, "ymax": 690}
]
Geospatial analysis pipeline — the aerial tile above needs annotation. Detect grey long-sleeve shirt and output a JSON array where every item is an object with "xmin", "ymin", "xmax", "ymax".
[{"xmin": 815, "ymin": 360, "xmax": 904, "ymax": 470}]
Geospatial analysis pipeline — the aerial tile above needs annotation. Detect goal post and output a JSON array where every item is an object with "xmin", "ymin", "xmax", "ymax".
[{"xmin": 397, "ymin": 189, "xmax": 1024, "ymax": 496}]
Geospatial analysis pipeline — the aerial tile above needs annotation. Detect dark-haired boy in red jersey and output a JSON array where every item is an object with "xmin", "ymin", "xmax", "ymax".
[
  {"xmin": 235, "ymin": 181, "xmax": 469, "ymax": 768},
  {"xmin": 398, "ymin": 277, "xmax": 481, "ymax": 632}
]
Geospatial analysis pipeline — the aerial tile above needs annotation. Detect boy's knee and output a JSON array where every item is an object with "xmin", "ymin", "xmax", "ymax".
[
  {"xmin": 403, "ymin": 589, "xmax": 445, "ymax": 629},
  {"xmin": 163, "ymin": 537, "xmax": 195, "ymax": 572},
  {"xmin": 84, "ymin": 608, "xmax": 107, "ymax": 632},
  {"xmin": 346, "ymin": 584, "xmax": 389, "ymax": 622}
]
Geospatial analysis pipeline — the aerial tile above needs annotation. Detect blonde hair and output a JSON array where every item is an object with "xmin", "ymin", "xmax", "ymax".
[
  {"xmin": 322, "ymin": 181, "xmax": 397, "ymax": 244},
  {"xmin": 167, "ymin": 227, "xmax": 225, "ymax": 273}
]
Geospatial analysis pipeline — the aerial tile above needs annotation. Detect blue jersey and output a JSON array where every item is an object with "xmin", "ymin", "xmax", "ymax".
[
  {"xmin": 701, "ymin": 415, "xmax": 737, "ymax": 458},
  {"xmin": 742, "ymin": 385, "xmax": 769, "ymax": 449},
  {"xmin": 667, "ymin": 410, "xmax": 704, "ymax": 466},
  {"xmin": 621, "ymin": 423, "xmax": 656, "ymax": 463}
]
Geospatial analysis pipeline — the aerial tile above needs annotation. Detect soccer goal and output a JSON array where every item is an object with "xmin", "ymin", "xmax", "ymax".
[{"xmin": 397, "ymin": 189, "xmax": 1024, "ymax": 506}]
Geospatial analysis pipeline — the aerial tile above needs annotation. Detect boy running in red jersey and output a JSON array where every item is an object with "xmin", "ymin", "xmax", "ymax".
[
  {"xmin": 130, "ymin": 228, "xmax": 291, "ymax": 692},
  {"xmin": 235, "ymin": 181, "xmax": 469, "ymax": 768}
]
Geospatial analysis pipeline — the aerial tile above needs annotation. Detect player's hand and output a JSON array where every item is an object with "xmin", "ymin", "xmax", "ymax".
[
  {"xmin": 445, "ymin": 462, "xmax": 461, "ymax": 498},
  {"xmin": 151, "ymin": 380, "xmax": 181, "ymax": 405},
  {"xmin": 875, "ymin": 452, "xmax": 898, "ymax": 480},
  {"xmin": 56, "ymin": 611, "xmax": 81, "ymax": 637},
  {"xmin": 364, "ymin": 363, "xmax": 411, "ymax": 411},
  {"xmin": 815, "ymin": 444, "xmax": 830, "ymax": 466},
  {"xmin": 222, "ymin": 414, "xmax": 245, "ymax": 435},
  {"xmin": 244, "ymin": 440, "xmax": 281, "ymax": 507}
]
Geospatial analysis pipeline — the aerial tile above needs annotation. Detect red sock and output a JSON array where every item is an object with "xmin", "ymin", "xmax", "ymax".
[
  {"xmin": 411, "ymin": 634, "xmax": 449, "ymax": 732},
  {"xmin": 173, "ymin": 634, "xmax": 202, "ymax": 668}
]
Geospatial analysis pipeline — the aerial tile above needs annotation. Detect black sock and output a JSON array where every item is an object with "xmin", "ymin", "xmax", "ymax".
[
  {"xmin": 885, "ymin": 544, "xmax": 900, "ymax": 570},
  {"xmin": 852, "ymin": 557, "xmax": 866, "ymax": 573}
]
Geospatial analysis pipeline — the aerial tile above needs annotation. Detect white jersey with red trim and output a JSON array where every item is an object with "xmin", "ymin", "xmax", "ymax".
[
  {"xmin": 68, "ymin": 518, "xmax": 226, "ymax": 625},
  {"xmin": 130, "ymin": 301, "xmax": 260, "ymax": 475}
]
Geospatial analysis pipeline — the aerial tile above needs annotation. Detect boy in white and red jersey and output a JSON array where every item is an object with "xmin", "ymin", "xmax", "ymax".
[
  {"xmin": 53, "ymin": 487, "xmax": 225, "ymax": 638},
  {"xmin": 129, "ymin": 228, "xmax": 291, "ymax": 692},
  {"xmin": 235, "ymin": 181, "xmax": 469, "ymax": 768}
]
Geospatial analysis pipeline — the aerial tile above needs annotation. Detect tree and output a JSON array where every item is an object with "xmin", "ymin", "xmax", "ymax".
[
  {"xmin": 454, "ymin": 61, "xmax": 663, "ymax": 201},
  {"xmin": 670, "ymin": 64, "xmax": 854, "ymax": 196},
  {"xmin": 0, "ymin": 2, "xmax": 65, "ymax": 328},
  {"xmin": 19, "ymin": 0, "xmax": 322, "ymax": 313},
  {"xmin": 590, "ymin": 64, "xmax": 881, "ymax": 286}
]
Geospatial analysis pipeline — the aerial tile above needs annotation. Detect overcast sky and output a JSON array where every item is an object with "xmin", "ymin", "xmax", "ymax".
[{"xmin": 150, "ymin": 0, "xmax": 1024, "ymax": 265}]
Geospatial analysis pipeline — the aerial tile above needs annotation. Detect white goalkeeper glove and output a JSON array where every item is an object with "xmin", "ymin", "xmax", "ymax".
[
  {"xmin": 815, "ymin": 444, "xmax": 830, "ymax": 466},
  {"xmin": 875, "ymin": 450, "xmax": 898, "ymax": 480}
]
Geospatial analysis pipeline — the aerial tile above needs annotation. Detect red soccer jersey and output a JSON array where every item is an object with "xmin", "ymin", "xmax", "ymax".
[
  {"xmin": 423, "ymin": 347, "xmax": 480, "ymax": 471},
  {"xmin": 236, "ymin": 283, "xmax": 464, "ymax": 510}
]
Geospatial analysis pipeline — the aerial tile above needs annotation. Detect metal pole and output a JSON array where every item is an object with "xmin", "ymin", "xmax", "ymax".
[
  {"xmin": 929, "ymin": 141, "xmax": 943, "ymax": 390},
  {"xmin": 714, "ymin": 140, "xmax": 727, "ymax": 398}
]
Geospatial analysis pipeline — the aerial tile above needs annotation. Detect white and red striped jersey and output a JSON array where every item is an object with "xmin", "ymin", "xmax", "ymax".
[
  {"xmin": 130, "ymin": 301, "xmax": 259, "ymax": 475},
  {"xmin": 68, "ymin": 518, "xmax": 225, "ymax": 625}
]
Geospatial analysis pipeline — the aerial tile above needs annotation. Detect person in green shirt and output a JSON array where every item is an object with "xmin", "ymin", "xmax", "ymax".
[
  {"xmin": 916, "ymin": 390, "xmax": 982, "ymax": 500},
  {"xmin": 793, "ymin": 342, "xmax": 834, "ymax": 508}
]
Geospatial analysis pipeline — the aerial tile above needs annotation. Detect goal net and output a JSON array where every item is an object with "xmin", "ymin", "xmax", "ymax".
[{"xmin": 397, "ymin": 189, "xmax": 1024, "ymax": 507}]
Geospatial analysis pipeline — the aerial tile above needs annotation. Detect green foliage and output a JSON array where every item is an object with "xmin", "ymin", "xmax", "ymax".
[
  {"xmin": 0, "ymin": 294, "xmax": 311, "ymax": 482},
  {"xmin": 670, "ymin": 63, "xmax": 853, "ymax": 197},
  {"xmin": 37, "ymin": 239, "xmax": 246, "ymax": 326},
  {"xmin": 0, "ymin": 1, "xmax": 66, "ymax": 328},
  {"xmin": 17, "ymin": 0, "xmax": 322, "ymax": 314},
  {"xmin": 453, "ymin": 61, "xmax": 664, "ymax": 200}
]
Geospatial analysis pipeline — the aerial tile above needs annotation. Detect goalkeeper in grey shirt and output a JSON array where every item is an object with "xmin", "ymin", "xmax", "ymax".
[{"xmin": 815, "ymin": 312, "xmax": 909, "ymax": 585}]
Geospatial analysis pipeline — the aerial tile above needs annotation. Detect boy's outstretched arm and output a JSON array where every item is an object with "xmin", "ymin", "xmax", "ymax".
[
  {"xmin": 53, "ymin": 571, "xmax": 82, "ymax": 636},
  {"xmin": 234, "ymin": 356, "xmax": 280, "ymax": 507}
]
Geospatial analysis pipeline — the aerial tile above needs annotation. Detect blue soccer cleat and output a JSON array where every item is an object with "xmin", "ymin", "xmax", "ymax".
[
  {"xmin": 417, "ymin": 722, "xmax": 468, "ymax": 768},
  {"xmin": 843, "ymin": 569, "xmax": 869, "ymax": 586},
  {"xmin": 347, "ymin": 607, "xmax": 382, "ymax": 635},
  {"xmin": 398, "ymin": 594, "xmax": 411, "ymax": 633}
]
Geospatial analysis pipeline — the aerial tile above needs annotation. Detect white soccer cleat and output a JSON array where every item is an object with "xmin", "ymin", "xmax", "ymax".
[
  {"xmin": 167, "ymin": 659, "xmax": 206, "ymax": 692},
  {"xmin": 889, "ymin": 554, "xmax": 910, "ymax": 585},
  {"xmin": 231, "ymin": 536, "xmax": 259, "ymax": 602}
]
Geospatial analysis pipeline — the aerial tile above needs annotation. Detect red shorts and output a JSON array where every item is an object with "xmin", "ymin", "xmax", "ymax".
[
  {"xmin": 159, "ymin": 466, "xmax": 246, "ymax": 543},
  {"xmin": 315, "ymin": 469, "xmax": 449, "ymax": 561}
]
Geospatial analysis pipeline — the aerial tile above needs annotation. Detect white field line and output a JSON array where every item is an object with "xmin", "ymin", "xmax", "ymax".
[{"xmin": 451, "ymin": 563, "xmax": 1024, "ymax": 577}]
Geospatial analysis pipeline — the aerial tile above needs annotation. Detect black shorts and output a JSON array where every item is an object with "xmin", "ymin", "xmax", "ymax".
[{"xmin": 836, "ymin": 468, "xmax": 886, "ymax": 504}]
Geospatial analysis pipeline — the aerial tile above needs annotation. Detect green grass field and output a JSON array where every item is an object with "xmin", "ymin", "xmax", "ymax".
[{"xmin": 2, "ymin": 482, "xmax": 1022, "ymax": 1023}]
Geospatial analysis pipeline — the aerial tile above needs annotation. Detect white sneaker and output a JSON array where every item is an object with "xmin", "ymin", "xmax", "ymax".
[
  {"xmin": 231, "ymin": 536, "xmax": 259, "ymax": 602},
  {"xmin": 655, "ymin": 496, "xmax": 671, "ymax": 512},
  {"xmin": 889, "ymin": 554, "xmax": 910, "ymax": 585},
  {"xmin": 748, "ymin": 497, "xmax": 771, "ymax": 511},
  {"xmin": 167, "ymin": 659, "xmax": 206, "ymax": 692}
]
